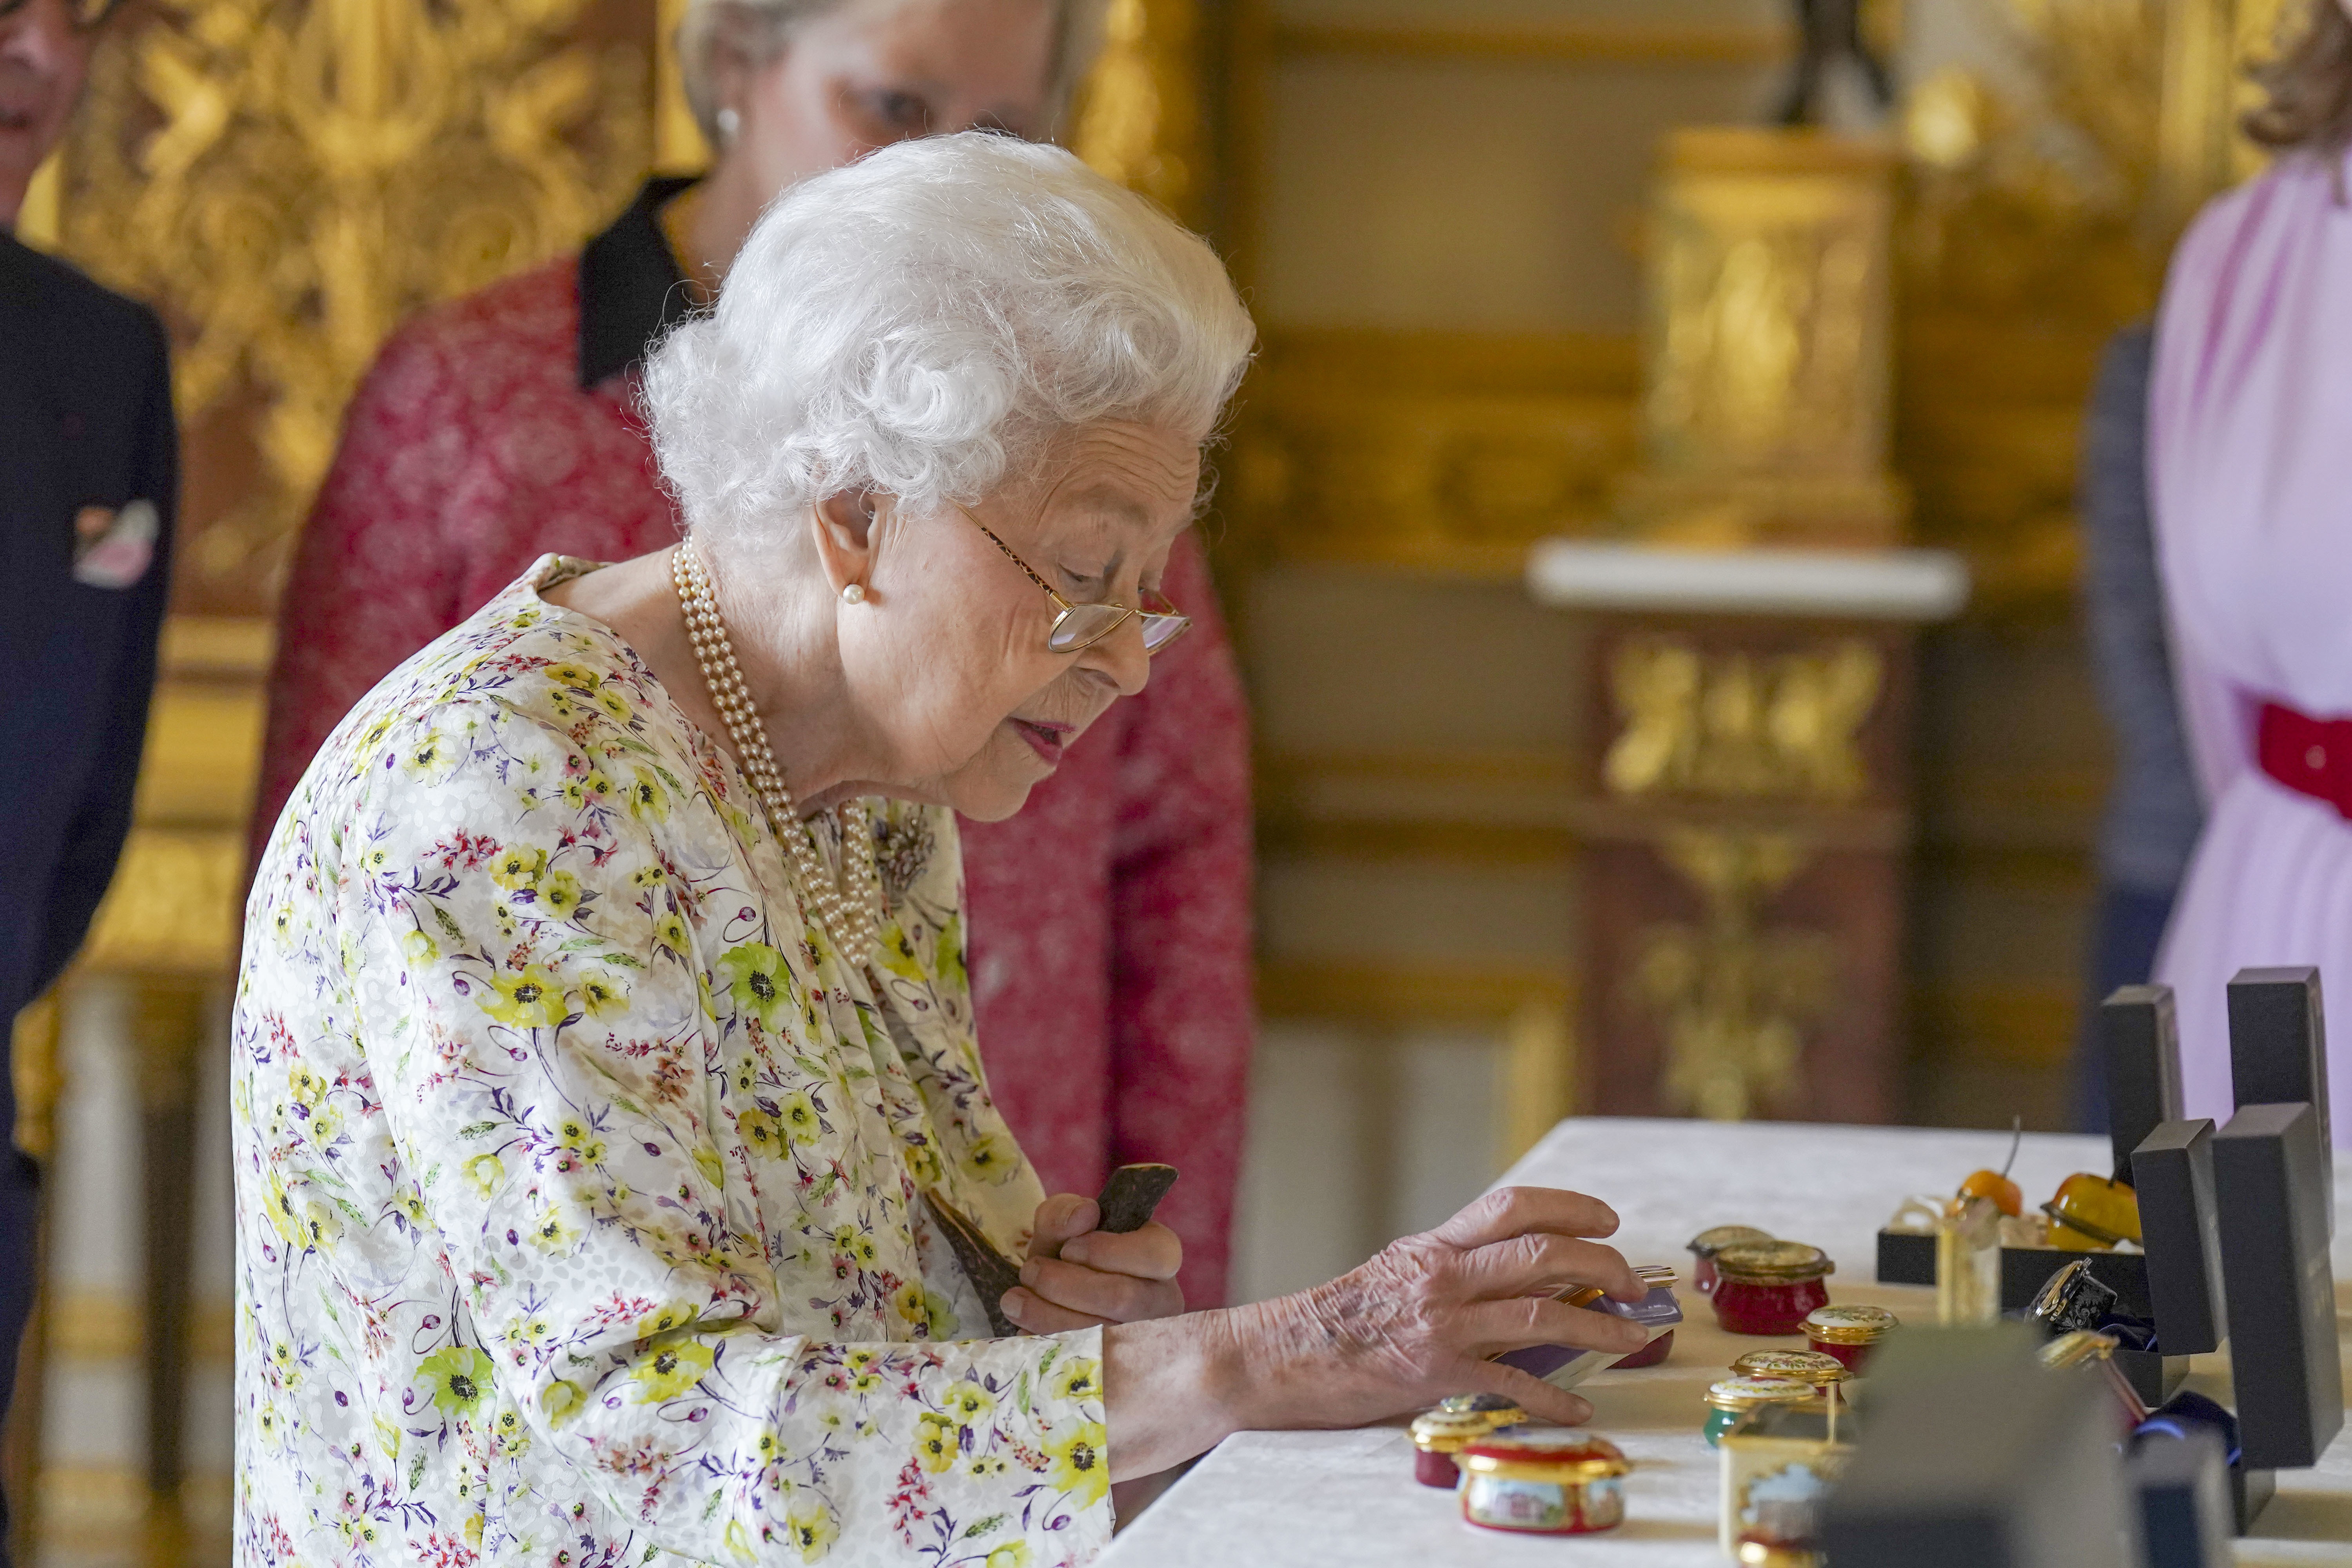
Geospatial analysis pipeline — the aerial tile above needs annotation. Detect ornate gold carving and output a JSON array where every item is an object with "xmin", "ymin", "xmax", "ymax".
[
  {"xmin": 1635, "ymin": 828, "xmax": 1836, "ymax": 1121},
  {"xmin": 1899, "ymin": 4, "xmax": 2169, "ymax": 322},
  {"xmin": 1071, "ymin": 0, "xmax": 1204, "ymax": 225},
  {"xmin": 1890, "ymin": 0, "xmax": 2292, "ymax": 608},
  {"xmin": 1621, "ymin": 129, "xmax": 1904, "ymax": 547},
  {"xmin": 1605, "ymin": 637, "xmax": 1882, "ymax": 803},
  {"xmin": 79, "ymin": 829, "xmax": 246, "ymax": 977},
  {"xmin": 1226, "ymin": 332, "xmax": 1640, "ymax": 572},
  {"xmin": 54, "ymin": 0, "xmax": 651, "ymax": 610}
]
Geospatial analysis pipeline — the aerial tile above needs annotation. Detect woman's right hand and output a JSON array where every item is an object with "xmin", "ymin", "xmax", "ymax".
[
  {"xmin": 1101, "ymin": 1185, "xmax": 1646, "ymax": 1479},
  {"xmin": 1237, "ymin": 1185, "xmax": 1648, "ymax": 1429}
]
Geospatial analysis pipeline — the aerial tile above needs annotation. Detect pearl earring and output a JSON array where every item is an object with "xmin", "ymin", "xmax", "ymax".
[
  {"xmin": 841, "ymin": 583, "xmax": 866, "ymax": 604},
  {"xmin": 715, "ymin": 106, "xmax": 740, "ymax": 144}
]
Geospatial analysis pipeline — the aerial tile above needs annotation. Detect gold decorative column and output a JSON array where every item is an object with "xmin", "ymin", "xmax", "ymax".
[{"xmin": 1539, "ymin": 126, "xmax": 1959, "ymax": 1125}]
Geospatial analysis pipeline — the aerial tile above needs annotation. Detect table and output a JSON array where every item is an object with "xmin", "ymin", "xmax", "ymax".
[{"xmin": 1102, "ymin": 1119, "xmax": 2352, "ymax": 1566}]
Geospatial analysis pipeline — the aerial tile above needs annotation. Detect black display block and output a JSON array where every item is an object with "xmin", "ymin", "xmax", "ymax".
[
  {"xmin": 2212, "ymin": 1102, "xmax": 2343, "ymax": 1471},
  {"xmin": 2104, "ymin": 984, "xmax": 2184, "ymax": 1183},
  {"xmin": 2226, "ymin": 967, "xmax": 2332, "ymax": 1234},
  {"xmin": 2131, "ymin": 1118, "xmax": 2226, "ymax": 1357},
  {"xmin": 1875, "ymin": 1227, "xmax": 1935, "ymax": 1287}
]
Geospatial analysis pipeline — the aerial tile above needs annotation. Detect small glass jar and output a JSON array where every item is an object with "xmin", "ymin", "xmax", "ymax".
[
  {"xmin": 1728, "ymin": 1349, "xmax": 1851, "ymax": 1399},
  {"xmin": 1710, "ymin": 1242, "xmax": 1834, "ymax": 1336},
  {"xmin": 1802, "ymin": 1303, "xmax": 1898, "ymax": 1373},
  {"xmin": 1457, "ymin": 1429, "xmax": 1630, "ymax": 1535},
  {"xmin": 1702, "ymin": 1375, "xmax": 1818, "ymax": 1447},
  {"xmin": 1408, "ymin": 1398, "xmax": 1525, "ymax": 1488},
  {"xmin": 1688, "ymin": 1225, "xmax": 1777, "ymax": 1296}
]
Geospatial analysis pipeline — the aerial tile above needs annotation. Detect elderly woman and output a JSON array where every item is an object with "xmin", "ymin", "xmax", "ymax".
[
  {"xmin": 236, "ymin": 136, "xmax": 1643, "ymax": 1563},
  {"xmin": 257, "ymin": 0, "xmax": 1256, "ymax": 1316}
]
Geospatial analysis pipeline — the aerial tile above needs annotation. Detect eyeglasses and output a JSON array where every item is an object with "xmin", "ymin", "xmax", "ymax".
[
  {"xmin": 954, "ymin": 503, "xmax": 1191, "ymax": 656},
  {"xmin": 0, "ymin": 0, "xmax": 127, "ymax": 30}
]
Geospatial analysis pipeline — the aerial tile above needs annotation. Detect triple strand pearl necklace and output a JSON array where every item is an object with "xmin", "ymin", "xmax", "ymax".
[{"xmin": 671, "ymin": 541, "xmax": 882, "ymax": 963}]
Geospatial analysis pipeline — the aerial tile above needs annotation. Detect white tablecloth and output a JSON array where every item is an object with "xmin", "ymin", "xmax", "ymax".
[{"xmin": 1101, "ymin": 1118, "xmax": 2352, "ymax": 1566}]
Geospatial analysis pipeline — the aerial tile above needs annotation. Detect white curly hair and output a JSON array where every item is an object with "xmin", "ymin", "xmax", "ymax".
[{"xmin": 641, "ymin": 132, "xmax": 1256, "ymax": 541}]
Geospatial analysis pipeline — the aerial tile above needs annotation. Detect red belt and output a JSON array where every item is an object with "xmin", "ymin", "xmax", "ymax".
[{"xmin": 2258, "ymin": 701, "xmax": 2352, "ymax": 820}]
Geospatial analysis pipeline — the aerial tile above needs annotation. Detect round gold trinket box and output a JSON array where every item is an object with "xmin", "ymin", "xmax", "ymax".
[{"xmin": 1728, "ymin": 1349, "xmax": 1851, "ymax": 1390}]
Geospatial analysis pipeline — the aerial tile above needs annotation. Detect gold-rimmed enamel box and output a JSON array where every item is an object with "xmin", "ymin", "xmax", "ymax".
[{"xmin": 1718, "ymin": 1401, "xmax": 1855, "ymax": 1562}]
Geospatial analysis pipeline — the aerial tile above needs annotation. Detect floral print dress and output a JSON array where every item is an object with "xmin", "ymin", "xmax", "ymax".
[{"xmin": 234, "ymin": 555, "xmax": 1111, "ymax": 1567}]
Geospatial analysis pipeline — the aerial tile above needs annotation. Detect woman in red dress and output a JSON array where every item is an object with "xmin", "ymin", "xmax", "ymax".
[{"xmin": 254, "ymin": 0, "xmax": 1254, "ymax": 1307}]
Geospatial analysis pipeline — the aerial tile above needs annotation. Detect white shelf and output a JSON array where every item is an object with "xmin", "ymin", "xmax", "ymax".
[{"xmin": 1526, "ymin": 541, "xmax": 1973, "ymax": 621}]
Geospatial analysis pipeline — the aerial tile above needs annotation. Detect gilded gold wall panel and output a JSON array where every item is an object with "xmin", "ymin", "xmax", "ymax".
[
  {"xmin": 1072, "ymin": 0, "xmax": 1209, "ymax": 226},
  {"xmin": 53, "ymin": 0, "xmax": 655, "ymax": 617},
  {"xmin": 1225, "ymin": 329, "xmax": 1641, "ymax": 571}
]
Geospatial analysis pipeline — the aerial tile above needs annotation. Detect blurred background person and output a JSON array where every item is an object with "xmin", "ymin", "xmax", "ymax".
[
  {"xmin": 2149, "ymin": 0, "xmax": 2352, "ymax": 1144},
  {"xmin": 0, "ymin": 0, "xmax": 175, "ymax": 1546},
  {"xmin": 2072, "ymin": 318, "xmax": 2201, "ymax": 1131},
  {"xmin": 252, "ymin": 0, "xmax": 1253, "ymax": 1310}
]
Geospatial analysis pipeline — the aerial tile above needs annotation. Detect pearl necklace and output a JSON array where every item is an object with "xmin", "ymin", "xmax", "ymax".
[{"xmin": 671, "ymin": 542, "xmax": 882, "ymax": 963}]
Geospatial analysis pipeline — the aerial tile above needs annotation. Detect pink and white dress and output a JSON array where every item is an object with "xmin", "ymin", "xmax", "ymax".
[{"xmin": 2150, "ymin": 144, "xmax": 2352, "ymax": 1145}]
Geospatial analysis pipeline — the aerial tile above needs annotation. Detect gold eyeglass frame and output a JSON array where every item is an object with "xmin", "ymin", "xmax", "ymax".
[{"xmin": 952, "ymin": 501, "xmax": 1191, "ymax": 656}]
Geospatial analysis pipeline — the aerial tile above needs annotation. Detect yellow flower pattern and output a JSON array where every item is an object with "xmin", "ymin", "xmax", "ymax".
[{"xmin": 235, "ymin": 559, "xmax": 1106, "ymax": 1566}]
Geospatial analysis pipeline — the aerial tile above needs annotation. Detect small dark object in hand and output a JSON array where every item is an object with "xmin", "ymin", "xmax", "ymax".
[
  {"xmin": 924, "ymin": 1162, "xmax": 1182, "ymax": 1337},
  {"xmin": 1094, "ymin": 1163, "xmax": 1178, "ymax": 1234}
]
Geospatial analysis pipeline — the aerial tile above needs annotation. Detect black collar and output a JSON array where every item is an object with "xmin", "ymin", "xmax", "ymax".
[{"xmin": 577, "ymin": 175, "xmax": 703, "ymax": 390}]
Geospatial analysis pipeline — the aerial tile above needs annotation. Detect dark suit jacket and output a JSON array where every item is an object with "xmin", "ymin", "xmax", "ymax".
[{"xmin": 0, "ymin": 232, "xmax": 175, "ymax": 1076}]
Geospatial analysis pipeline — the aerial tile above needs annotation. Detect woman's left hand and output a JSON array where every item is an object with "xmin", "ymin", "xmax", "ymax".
[{"xmin": 1002, "ymin": 1193, "xmax": 1185, "ymax": 1332}]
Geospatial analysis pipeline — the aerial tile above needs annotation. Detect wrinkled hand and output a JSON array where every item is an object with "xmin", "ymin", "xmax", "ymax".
[
  {"xmin": 1230, "ymin": 1185, "xmax": 1645, "ymax": 1429},
  {"xmin": 1002, "ymin": 1192, "xmax": 1185, "ymax": 1333}
]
